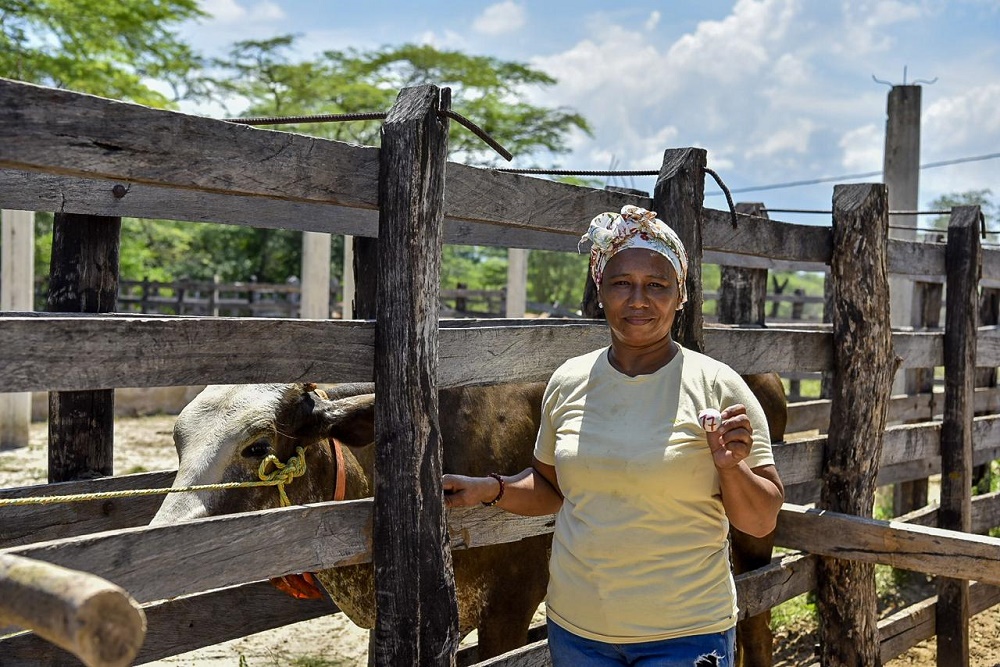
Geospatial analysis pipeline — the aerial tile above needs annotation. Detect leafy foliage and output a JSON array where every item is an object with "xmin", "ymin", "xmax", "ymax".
[
  {"xmin": 928, "ymin": 189, "xmax": 996, "ymax": 234},
  {"xmin": 0, "ymin": 0, "xmax": 209, "ymax": 106},
  {"xmin": 196, "ymin": 37, "xmax": 592, "ymax": 286}
]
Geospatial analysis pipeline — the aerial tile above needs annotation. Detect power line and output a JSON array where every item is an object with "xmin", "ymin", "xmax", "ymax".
[{"xmin": 705, "ymin": 152, "xmax": 1000, "ymax": 197}]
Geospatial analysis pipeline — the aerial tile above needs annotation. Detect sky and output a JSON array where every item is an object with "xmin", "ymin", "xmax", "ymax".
[{"xmin": 179, "ymin": 0, "xmax": 1000, "ymax": 227}]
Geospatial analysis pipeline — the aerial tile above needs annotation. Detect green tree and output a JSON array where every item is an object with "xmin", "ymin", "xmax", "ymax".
[
  {"xmin": 0, "ymin": 0, "xmax": 209, "ymax": 106},
  {"xmin": 928, "ymin": 189, "xmax": 996, "ymax": 233},
  {"xmin": 203, "ymin": 37, "xmax": 592, "ymax": 287},
  {"xmin": 2, "ymin": 0, "xmax": 213, "ymax": 283}
]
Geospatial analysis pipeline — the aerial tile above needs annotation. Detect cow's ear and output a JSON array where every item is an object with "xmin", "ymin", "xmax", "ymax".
[{"xmin": 306, "ymin": 391, "xmax": 376, "ymax": 448}]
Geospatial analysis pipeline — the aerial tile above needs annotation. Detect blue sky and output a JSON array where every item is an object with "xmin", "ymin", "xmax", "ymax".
[{"xmin": 181, "ymin": 0, "xmax": 1000, "ymax": 225}]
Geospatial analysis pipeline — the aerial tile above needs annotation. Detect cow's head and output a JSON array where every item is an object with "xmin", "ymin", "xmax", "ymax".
[{"xmin": 150, "ymin": 383, "xmax": 377, "ymax": 526}]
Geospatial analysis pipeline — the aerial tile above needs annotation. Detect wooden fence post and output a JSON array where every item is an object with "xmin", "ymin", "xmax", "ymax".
[
  {"xmin": 719, "ymin": 203, "xmax": 768, "ymax": 327},
  {"xmin": 352, "ymin": 237, "xmax": 378, "ymax": 320},
  {"xmin": 373, "ymin": 85, "xmax": 458, "ymax": 665},
  {"xmin": 46, "ymin": 213, "xmax": 120, "ymax": 483},
  {"xmin": 818, "ymin": 183, "xmax": 895, "ymax": 666},
  {"xmin": 653, "ymin": 148, "xmax": 706, "ymax": 351},
  {"xmin": 1, "ymin": 209, "xmax": 34, "ymax": 450},
  {"xmin": 936, "ymin": 205, "xmax": 982, "ymax": 667}
]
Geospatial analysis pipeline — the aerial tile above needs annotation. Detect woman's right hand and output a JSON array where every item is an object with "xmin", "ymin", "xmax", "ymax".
[{"xmin": 442, "ymin": 474, "xmax": 500, "ymax": 508}]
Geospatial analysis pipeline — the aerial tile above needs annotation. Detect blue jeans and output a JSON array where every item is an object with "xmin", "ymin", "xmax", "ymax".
[{"xmin": 547, "ymin": 619, "xmax": 736, "ymax": 667}]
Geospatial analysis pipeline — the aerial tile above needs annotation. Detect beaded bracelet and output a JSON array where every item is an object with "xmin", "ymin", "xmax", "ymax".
[{"xmin": 481, "ymin": 472, "xmax": 505, "ymax": 507}]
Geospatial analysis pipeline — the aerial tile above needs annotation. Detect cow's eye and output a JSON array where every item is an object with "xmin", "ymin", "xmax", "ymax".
[{"xmin": 241, "ymin": 440, "xmax": 271, "ymax": 458}]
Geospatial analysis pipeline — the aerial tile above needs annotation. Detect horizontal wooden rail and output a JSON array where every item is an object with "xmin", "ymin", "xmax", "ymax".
[
  {"xmin": 7, "ymin": 314, "xmax": 991, "ymax": 393},
  {"xmin": 775, "ymin": 504, "xmax": 1000, "ymax": 585},
  {"xmin": 0, "ymin": 580, "xmax": 335, "ymax": 666},
  {"xmin": 0, "ymin": 499, "xmax": 555, "ymax": 606}
]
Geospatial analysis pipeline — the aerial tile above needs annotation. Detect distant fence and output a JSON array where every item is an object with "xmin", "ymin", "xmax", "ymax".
[{"xmin": 9, "ymin": 278, "xmax": 829, "ymax": 320}]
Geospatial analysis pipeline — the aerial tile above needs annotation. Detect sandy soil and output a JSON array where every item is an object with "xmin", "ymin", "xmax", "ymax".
[{"xmin": 2, "ymin": 416, "xmax": 999, "ymax": 666}]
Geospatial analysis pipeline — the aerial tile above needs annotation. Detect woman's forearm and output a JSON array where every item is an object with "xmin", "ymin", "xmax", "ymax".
[
  {"xmin": 718, "ymin": 464, "xmax": 784, "ymax": 537},
  {"xmin": 443, "ymin": 463, "xmax": 563, "ymax": 516}
]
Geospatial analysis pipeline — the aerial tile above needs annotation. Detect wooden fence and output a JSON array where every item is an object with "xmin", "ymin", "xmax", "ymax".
[{"xmin": 1, "ymin": 77, "xmax": 999, "ymax": 666}]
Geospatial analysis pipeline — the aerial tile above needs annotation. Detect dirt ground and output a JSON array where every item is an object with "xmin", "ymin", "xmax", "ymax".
[{"xmin": 2, "ymin": 415, "xmax": 999, "ymax": 666}]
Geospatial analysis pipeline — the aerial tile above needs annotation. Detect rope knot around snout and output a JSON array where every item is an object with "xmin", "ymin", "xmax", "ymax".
[{"xmin": 257, "ymin": 446, "xmax": 307, "ymax": 508}]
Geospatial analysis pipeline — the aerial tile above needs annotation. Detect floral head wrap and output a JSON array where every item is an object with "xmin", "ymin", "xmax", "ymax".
[{"xmin": 580, "ymin": 205, "xmax": 688, "ymax": 306}]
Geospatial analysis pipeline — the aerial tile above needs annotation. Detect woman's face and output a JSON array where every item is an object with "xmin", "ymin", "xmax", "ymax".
[{"xmin": 598, "ymin": 248, "xmax": 681, "ymax": 350}]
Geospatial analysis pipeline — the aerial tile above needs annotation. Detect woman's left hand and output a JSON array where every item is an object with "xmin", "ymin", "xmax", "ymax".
[{"xmin": 707, "ymin": 404, "xmax": 754, "ymax": 470}]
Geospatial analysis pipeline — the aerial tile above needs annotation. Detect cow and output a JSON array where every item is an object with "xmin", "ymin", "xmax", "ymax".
[
  {"xmin": 151, "ymin": 373, "xmax": 785, "ymax": 665},
  {"xmin": 150, "ymin": 381, "xmax": 551, "ymax": 660}
]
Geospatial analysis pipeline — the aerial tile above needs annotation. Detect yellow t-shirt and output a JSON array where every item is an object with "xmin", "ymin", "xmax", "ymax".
[{"xmin": 533, "ymin": 344, "xmax": 774, "ymax": 643}]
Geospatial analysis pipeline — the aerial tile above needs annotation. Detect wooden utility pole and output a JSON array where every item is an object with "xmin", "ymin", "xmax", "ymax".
[
  {"xmin": 884, "ymin": 85, "xmax": 921, "ymax": 396},
  {"xmin": 46, "ymin": 213, "xmax": 120, "ymax": 482},
  {"xmin": 0, "ymin": 209, "xmax": 34, "ymax": 450},
  {"xmin": 372, "ymin": 85, "xmax": 458, "ymax": 665}
]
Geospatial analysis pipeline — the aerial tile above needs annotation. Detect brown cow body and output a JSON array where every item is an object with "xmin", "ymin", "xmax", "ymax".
[
  {"xmin": 152, "ymin": 373, "xmax": 784, "ymax": 664},
  {"xmin": 151, "ymin": 381, "xmax": 550, "ymax": 659}
]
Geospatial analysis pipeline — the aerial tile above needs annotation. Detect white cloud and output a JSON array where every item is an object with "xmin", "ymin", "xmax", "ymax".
[
  {"xmin": 645, "ymin": 11, "xmax": 661, "ymax": 31},
  {"xmin": 666, "ymin": 0, "xmax": 799, "ymax": 84},
  {"xmin": 417, "ymin": 29, "xmax": 470, "ymax": 51},
  {"xmin": 746, "ymin": 119, "xmax": 816, "ymax": 158},
  {"xmin": 839, "ymin": 124, "xmax": 883, "ymax": 171},
  {"xmin": 200, "ymin": 0, "xmax": 285, "ymax": 23},
  {"xmin": 472, "ymin": 1, "xmax": 526, "ymax": 36},
  {"xmin": 923, "ymin": 83, "xmax": 1000, "ymax": 153}
]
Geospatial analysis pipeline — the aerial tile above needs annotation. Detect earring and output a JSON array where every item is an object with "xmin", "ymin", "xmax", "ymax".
[{"xmin": 598, "ymin": 302, "xmax": 603, "ymax": 309}]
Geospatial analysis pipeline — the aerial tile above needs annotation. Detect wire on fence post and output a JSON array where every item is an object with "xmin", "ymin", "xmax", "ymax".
[{"xmin": 703, "ymin": 167, "xmax": 738, "ymax": 229}]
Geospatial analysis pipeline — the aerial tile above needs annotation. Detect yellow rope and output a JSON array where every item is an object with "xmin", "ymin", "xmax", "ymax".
[{"xmin": 0, "ymin": 447, "xmax": 308, "ymax": 508}]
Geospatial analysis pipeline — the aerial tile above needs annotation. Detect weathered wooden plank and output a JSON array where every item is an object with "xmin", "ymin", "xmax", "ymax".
[
  {"xmin": 476, "ymin": 639, "xmax": 549, "ymax": 667},
  {"xmin": 937, "ymin": 205, "xmax": 982, "ymax": 664},
  {"xmin": 888, "ymin": 238, "xmax": 944, "ymax": 279},
  {"xmin": 735, "ymin": 552, "xmax": 817, "ymax": 619},
  {"xmin": 896, "ymin": 491, "xmax": 1000, "ymax": 535},
  {"xmin": 373, "ymin": 84, "xmax": 457, "ymax": 665},
  {"xmin": 0, "ymin": 581, "xmax": 337, "ymax": 666},
  {"xmin": 775, "ymin": 504, "xmax": 1000, "ymax": 585},
  {"xmin": 0, "ymin": 80, "xmax": 640, "ymax": 238},
  {"xmin": 0, "ymin": 500, "xmax": 555, "ymax": 607},
  {"xmin": 0, "ymin": 316, "xmax": 378, "ymax": 391},
  {"xmin": 0, "ymin": 168, "xmax": 588, "ymax": 253},
  {"xmin": 0, "ymin": 317, "xmax": 821, "ymax": 392},
  {"xmin": 878, "ymin": 582, "xmax": 1000, "ymax": 664},
  {"xmin": 778, "ymin": 414, "xmax": 1000, "ymax": 491},
  {"xmin": 0, "ymin": 78, "xmax": 381, "ymax": 210},
  {"xmin": 0, "ymin": 314, "xmax": 960, "ymax": 392},
  {"xmin": 0, "ymin": 471, "xmax": 174, "ymax": 549},
  {"xmin": 703, "ymin": 207, "xmax": 830, "ymax": 263}
]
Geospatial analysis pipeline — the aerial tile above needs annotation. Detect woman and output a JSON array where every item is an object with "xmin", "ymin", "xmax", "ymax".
[{"xmin": 443, "ymin": 205, "xmax": 784, "ymax": 667}]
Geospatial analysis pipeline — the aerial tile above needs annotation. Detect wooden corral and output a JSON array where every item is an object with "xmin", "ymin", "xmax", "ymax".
[{"xmin": 2, "ymin": 76, "xmax": 1000, "ymax": 666}]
